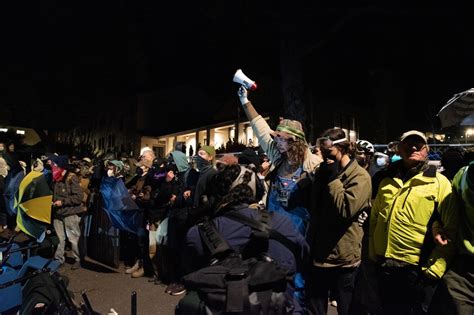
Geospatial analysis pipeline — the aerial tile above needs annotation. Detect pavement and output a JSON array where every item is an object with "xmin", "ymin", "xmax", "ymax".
[
  {"xmin": 60, "ymin": 258, "xmax": 181, "ymax": 315},
  {"xmin": 60, "ymin": 258, "xmax": 338, "ymax": 315}
]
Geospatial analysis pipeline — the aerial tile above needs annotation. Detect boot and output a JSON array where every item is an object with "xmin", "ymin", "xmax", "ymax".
[
  {"xmin": 125, "ymin": 260, "xmax": 140, "ymax": 274},
  {"xmin": 131, "ymin": 260, "xmax": 144, "ymax": 278}
]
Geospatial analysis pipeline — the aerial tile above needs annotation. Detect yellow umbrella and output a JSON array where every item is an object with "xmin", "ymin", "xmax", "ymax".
[{"xmin": 14, "ymin": 171, "xmax": 52, "ymax": 240}]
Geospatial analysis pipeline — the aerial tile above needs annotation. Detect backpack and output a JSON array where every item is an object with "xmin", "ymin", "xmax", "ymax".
[
  {"xmin": 20, "ymin": 270, "xmax": 77, "ymax": 315},
  {"xmin": 177, "ymin": 210, "xmax": 298, "ymax": 315}
]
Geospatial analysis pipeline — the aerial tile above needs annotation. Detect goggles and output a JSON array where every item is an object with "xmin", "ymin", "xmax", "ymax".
[{"xmin": 316, "ymin": 137, "xmax": 348, "ymax": 148}]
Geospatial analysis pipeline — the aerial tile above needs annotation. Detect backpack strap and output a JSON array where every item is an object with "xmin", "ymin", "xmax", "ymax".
[
  {"xmin": 198, "ymin": 217, "xmax": 233, "ymax": 262},
  {"xmin": 223, "ymin": 210, "xmax": 300, "ymax": 260}
]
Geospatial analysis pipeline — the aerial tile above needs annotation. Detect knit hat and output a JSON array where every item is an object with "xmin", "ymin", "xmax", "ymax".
[
  {"xmin": 270, "ymin": 118, "xmax": 306, "ymax": 141},
  {"xmin": 238, "ymin": 148, "xmax": 260, "ymax": 168},
  {"xmin": 51, "ymin": 155, "xmax": 69, "ymax": 169},
  {"xmin": 216, "ymin": 154, "xmax": 239, "ymax": 167},
  {"xmin": 201, "ymin": 145, "xmax": 216, "ymax": 159},
  {"xmin": 108, "ymin": 160, "xmax": 125, "ymax": 172}
]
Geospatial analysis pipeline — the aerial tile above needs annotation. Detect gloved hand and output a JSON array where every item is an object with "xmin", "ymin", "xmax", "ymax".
[
  {"xmin": 357, "ymin": 211, "xmax": 368, "ymax": 227},
  {"xmin": 316, "ymin": 160, "xmax": 339, "ymax": 183},
  {"xmin": 325, "ymin": 160, "xmax": 340, "ymax": 182},
  {"xmin": 238, "ymin": 85, "xmax": 249, "ymax": 105}
]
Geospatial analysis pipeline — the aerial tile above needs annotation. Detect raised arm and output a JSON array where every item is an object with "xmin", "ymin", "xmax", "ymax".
[{"xmin": 238, "ymin": 86, "xmax": 281, "ymax": 163}]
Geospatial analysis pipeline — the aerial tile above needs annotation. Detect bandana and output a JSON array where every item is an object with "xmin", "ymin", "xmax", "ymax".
[{"xmin": 52, "ymin": 164, "xmax": 65, "ymax": 182}]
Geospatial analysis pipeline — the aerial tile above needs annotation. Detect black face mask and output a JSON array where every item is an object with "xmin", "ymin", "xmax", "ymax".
[
  {"xmin": 355, "ymin": 154, "xmax": 368, "ymax": 168},
  {"xmin": 194, "ymin": 156, "xmax": 211, "ymax": 171}
]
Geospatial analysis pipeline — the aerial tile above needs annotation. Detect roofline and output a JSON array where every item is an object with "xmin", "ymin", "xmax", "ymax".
[{"xmin": 140, "ymin": 113, "xmax": 272, "ymax": 139}]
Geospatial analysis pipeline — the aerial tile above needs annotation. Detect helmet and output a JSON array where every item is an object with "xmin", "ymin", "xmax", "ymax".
[{"xmin": 356, "ymin": 140, "xmax": 375, "ymax": 154}]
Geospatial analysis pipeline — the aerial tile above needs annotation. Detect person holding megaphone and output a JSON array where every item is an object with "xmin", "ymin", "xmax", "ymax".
[
  {"xmin": 236, "ymin": 72, "xmax": 323, "ymax": 311},
  {"xmin": 236, "ymin": 79, "xmax": 322, "ymax": 235}
]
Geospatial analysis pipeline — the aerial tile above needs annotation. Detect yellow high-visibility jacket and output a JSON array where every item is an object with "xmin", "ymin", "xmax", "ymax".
[{"xmin": 369, "ymin": 162, "xmax": 459, "ymax": 279}]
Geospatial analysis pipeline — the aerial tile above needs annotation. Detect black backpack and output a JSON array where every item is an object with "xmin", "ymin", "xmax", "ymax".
[
  {"xmin": 20, "ymin": 270, "xmax": 77, "ymax": 315},
  {"xmin": 177, "ymin": 209, "xmax": 299, "ymax": 315}
]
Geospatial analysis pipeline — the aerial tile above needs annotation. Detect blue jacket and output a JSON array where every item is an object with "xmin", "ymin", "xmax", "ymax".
[
  {"xmin": 185, "ymin": 205, "xmax": 309, "ymax": 314},
  {"xmin": 185, "ymin": 204, "xmax": 309, "ymax": 275}
]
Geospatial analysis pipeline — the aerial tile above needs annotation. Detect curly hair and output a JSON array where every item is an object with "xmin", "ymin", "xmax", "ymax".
[
  {"xmin": 286, "ymin": 138, "xmax": 307, "ymax": 168},
  {"xmin": 212, "ymin": 164, "xmax": 257, "ymax": 211}
]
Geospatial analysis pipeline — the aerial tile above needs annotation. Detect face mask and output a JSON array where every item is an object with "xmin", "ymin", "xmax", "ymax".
[
  {"xmin": 52, "ymin": 165, "xmax": 65, "ymax": 182},
  {"xmin": 194, "ymin": 155, "xmax": 211, "ymax": 171},
  {"xmin": 356, "ymin": 155, "xmax": 368, "ymax": 168},
  {"xmin": 107, "ymin": 169, "xmax": 115, "ymax": 177},
  {"xmin": 376, "ymin": 157, "xmax": 387, "ymax": 167}
]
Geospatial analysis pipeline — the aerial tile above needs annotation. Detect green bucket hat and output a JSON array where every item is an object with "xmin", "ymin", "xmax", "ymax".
[{"xmin": 270, "ymin": 118, "xmax": 306, "ymax": 141}]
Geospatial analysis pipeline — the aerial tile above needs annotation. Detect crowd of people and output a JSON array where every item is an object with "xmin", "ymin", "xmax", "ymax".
[{"xmin": 1, "ymin": 86, "xmax": 474, "ymax": 315}]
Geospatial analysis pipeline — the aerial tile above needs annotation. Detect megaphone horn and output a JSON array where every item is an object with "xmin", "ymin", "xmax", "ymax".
[{"xmin": 233, "ymin": 69, "xmax": 257, "ymax": 90}]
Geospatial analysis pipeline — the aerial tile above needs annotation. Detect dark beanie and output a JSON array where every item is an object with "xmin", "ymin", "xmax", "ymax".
[
  {"xmin": 51, "ymin": 155, "xmax": 69, "ymax": 169},
  {"xmin": 238, "ymin": 148, "xmax": 260, "ymax": 169}
]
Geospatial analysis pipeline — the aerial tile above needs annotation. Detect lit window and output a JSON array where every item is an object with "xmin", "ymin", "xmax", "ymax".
[
  {"xmin": 0, "ymin": 128, "xmax": 7, "ymax": 132},
  {"xmin": 16, "ymin": 130, "xmax": 25, "ymax": 135}
]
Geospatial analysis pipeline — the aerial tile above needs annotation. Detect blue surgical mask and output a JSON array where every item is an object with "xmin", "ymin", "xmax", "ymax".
[{"xmin": 376, "ymin": 157, "xmax": 387, "ymax": 167}]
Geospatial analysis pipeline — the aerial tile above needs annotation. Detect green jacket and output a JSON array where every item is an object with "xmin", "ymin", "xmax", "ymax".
[
  {"xmin": 311, "ymin": 159, "xmax": 372, "ymax": 267},
  {"xmin": 369, "ymin": 162, "xmax": 458, "ymax": 279},
  {"xmin": 451, "ymin": 165, "xmax": 474, "ymax": 256}
]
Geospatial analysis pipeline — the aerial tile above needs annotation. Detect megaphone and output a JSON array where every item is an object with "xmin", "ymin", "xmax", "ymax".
[{"xmin": 233, "ymin": 69, "xmax": 257, "ymax": 90}]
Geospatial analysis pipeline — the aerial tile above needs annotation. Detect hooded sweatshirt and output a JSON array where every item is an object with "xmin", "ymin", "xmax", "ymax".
[{"xmin": 170, "ymin": 150, "xmax": 190, "ymax": 173}]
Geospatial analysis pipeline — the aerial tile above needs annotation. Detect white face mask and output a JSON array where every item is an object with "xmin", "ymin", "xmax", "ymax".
[
  {"xmin": 376, "ymin": 157, "xmax": 387, "ymax": 167},
  {"xmin": 107, "ymin": 169, "xmax": 115, "ymax": 177}
]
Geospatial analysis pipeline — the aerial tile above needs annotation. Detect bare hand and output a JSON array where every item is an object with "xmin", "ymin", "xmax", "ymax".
[
  {"xmin": 183, "ymin": 190, "xmax": 191, "ymax": 199},
  {"xmin": 53, "ymin": 200, "xmax": 62, "ymax": 207},
  {"xmin": 434, "ymin": 232, "xmax": 449, "ymax": 246},
  {"xmin": 170, "ymin": 194, "xmax": 177, "ymax": 203}
]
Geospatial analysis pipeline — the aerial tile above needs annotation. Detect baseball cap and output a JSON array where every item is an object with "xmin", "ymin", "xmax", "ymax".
[{"xmin": 400, "ymin": 130, "xmax": 427, "ymax": 144}]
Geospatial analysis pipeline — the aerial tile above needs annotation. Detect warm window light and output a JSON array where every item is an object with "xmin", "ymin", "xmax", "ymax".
[
  {"xmin": 466, "ymin": 128, "xmax": 474, "ymax": 136},
  {"xmin": 16, "ymin": 130, "xmax": 25, "ymax": 135},
  {"xmin": 0, "ymin": 128, "xmax": 7, "ymax": 132}
]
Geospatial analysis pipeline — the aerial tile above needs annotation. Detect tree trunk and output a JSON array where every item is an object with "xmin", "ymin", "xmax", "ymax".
[
  {"xmin": 279, "ymin": 2, "xmax": 312, "ymax": 132},
  {"xmin": 280, "ymin": 38, "xmax": 306, "ymax": 124}
]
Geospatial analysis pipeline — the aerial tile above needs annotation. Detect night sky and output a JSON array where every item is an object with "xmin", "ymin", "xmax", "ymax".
[{"xmin": 1, "ymin": 1, "xmax": 473, "ymax": 132}]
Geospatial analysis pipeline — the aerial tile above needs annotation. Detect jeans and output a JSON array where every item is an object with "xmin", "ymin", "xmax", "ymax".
[
  {"xmin": 54, "ymin": 215, "xmax": 81, "ymax": 264},
  {"xmin": 307, "ymin": 266, "xmax": 359, "ymax": 315}
]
